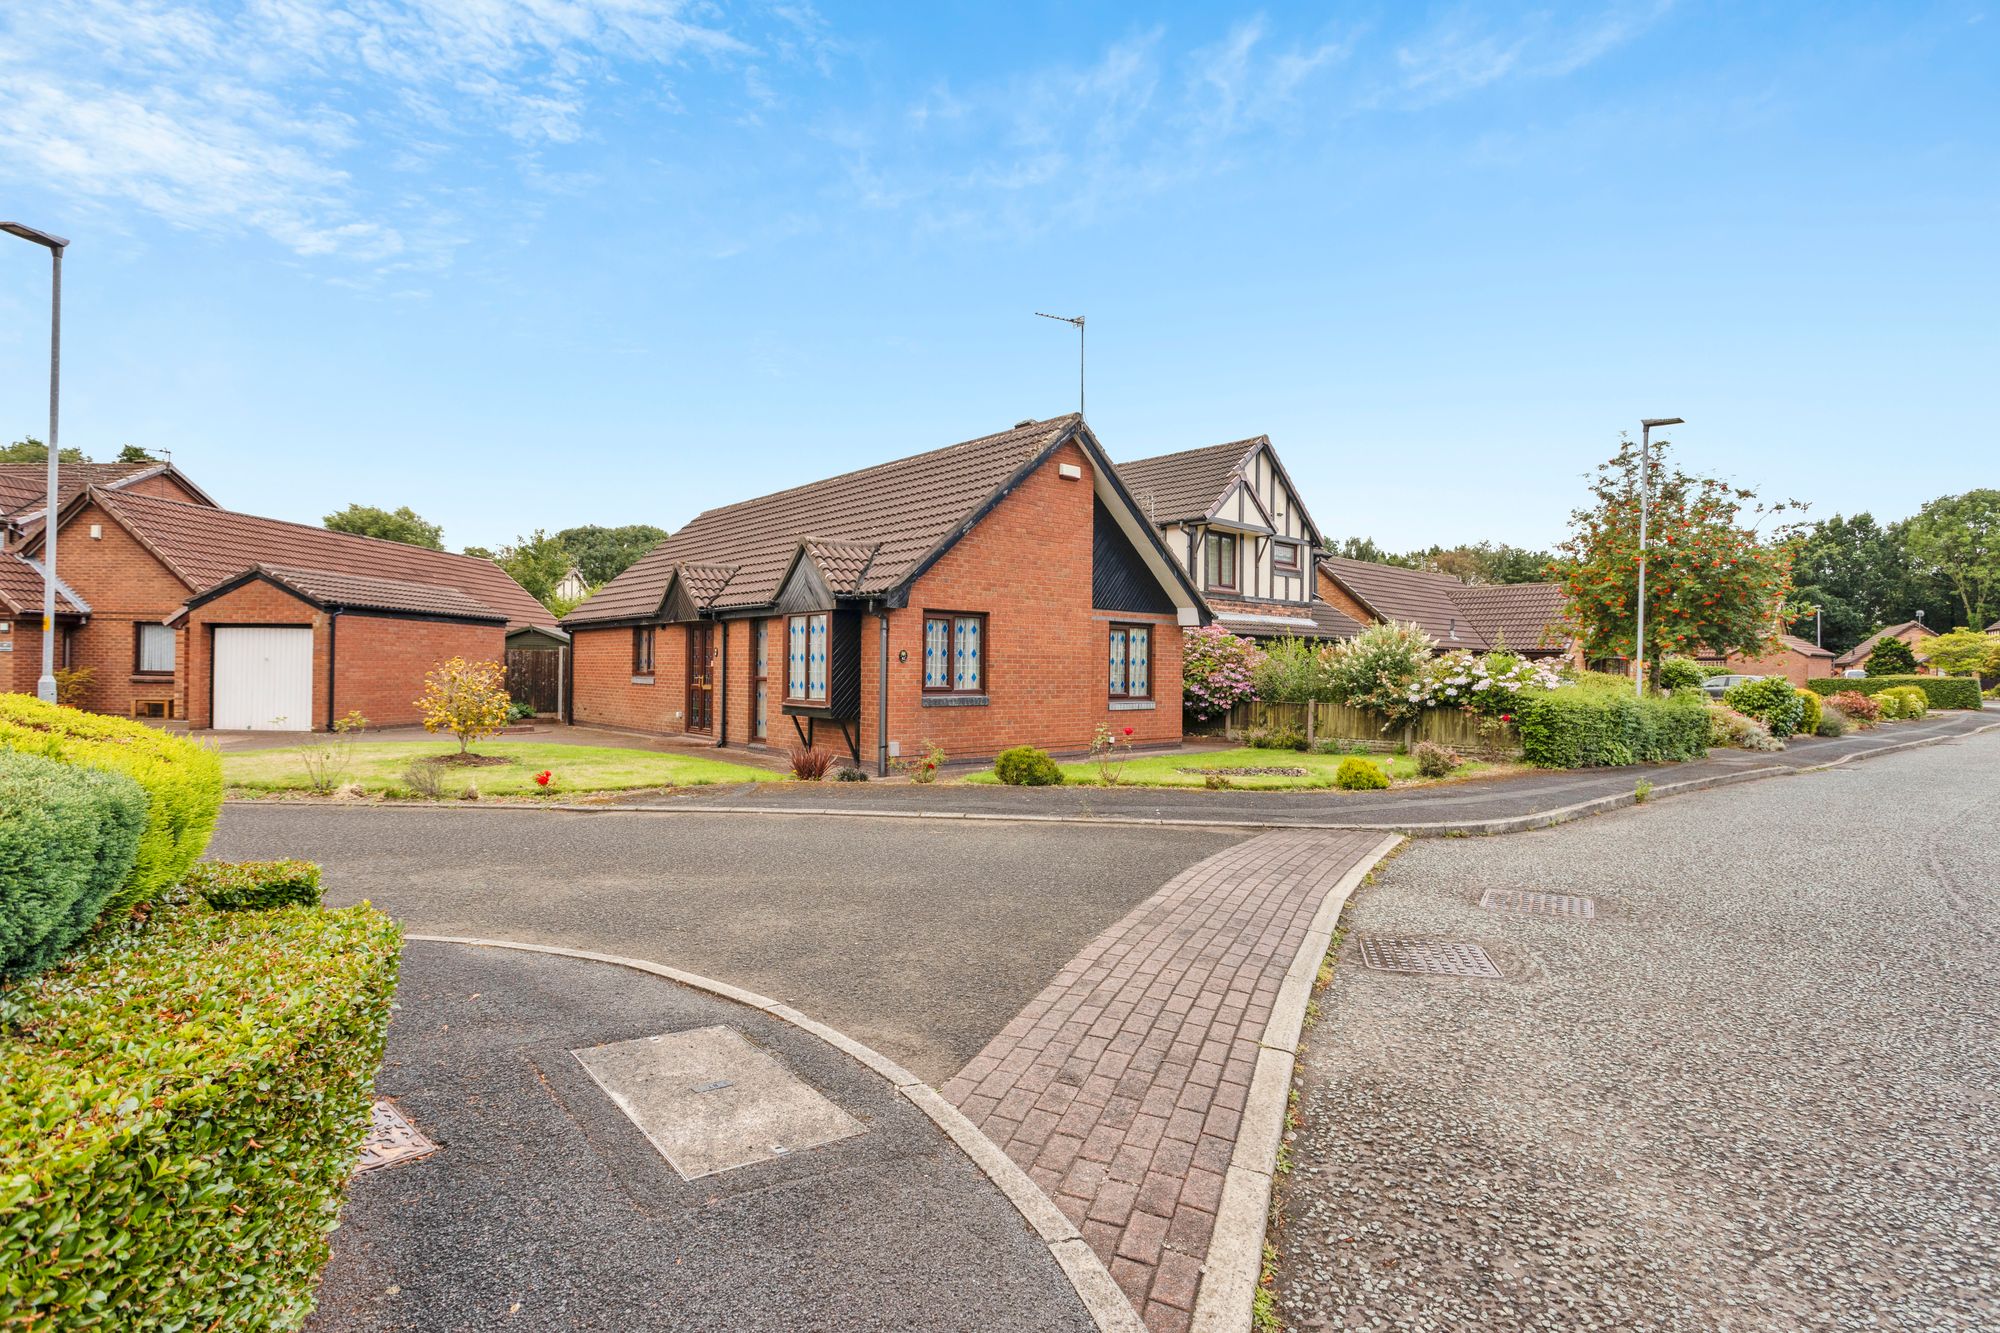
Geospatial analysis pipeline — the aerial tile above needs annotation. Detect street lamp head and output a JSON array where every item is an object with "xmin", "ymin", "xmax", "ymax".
[
  {"xmin": 1640, "ymin": 417, "xmax": 1683, "ymax": 429},
  {"xmin": 1, "ymin": 222, "xmax": 69, "ymax": 251}
]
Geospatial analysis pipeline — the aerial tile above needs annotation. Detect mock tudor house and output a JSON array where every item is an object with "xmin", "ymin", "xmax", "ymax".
[
  {"xmin": 1115, "ymin": 436, "xmax": 1362, "ymax": 641},
  {"xmin": 560, "ymin": 415, "xmax": 1206, "ymax": 770},
  {"xmin": 23, "ymin": 486, "xmax": 555, "ymax": 729},
  {"xmin": 1317, "ymin": 555, "xmax": 1578, "ymax": 660}
]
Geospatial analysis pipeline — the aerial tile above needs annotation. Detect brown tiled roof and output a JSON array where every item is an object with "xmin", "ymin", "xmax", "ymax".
[
  {"xmin": 79, "ymin": 489, "xmax": 554, "ymax": 630},
  {"xmin": 0, "ymin": 461, "xmax": 165, "ymax": 521},
  {"xmin": 1206, "ymin": 595, "xmax": 1363, "ymax": 641},
  {"xmin": 1988, "ymin": 619, "xmax": 2000, "ymax": 634},
  {"xmin": 1832, "ymin": 620, "xmax": 1934, "ymax": 668},
  {"xmin": 1114, "ymin": 438, "xmax": 1262, "ymax": 524},
  {"xmin": 802, "ymin": 539, "xmax": 880, "ymax": 594},
  {"xmin": 252, "ymin": 565, "xmax": 506, "ymax": 621},
  {"xmin": 0, "ymin": 553, "xmax": 87, "ymax": 616},
  {"xmin": 566, "ymin": 416, "xmax": 1085, "ymax": 626},
  {"xmin": 678, "ymin": 563, "xmax": 740, "ymax": 607},
  {"xmin": 1775, "ymin": 633, "xmax": 1833, "ymax": 659},
  {"xmin": 1319, "ymin": 556, "xmax": 1574, "ymax": 654}
]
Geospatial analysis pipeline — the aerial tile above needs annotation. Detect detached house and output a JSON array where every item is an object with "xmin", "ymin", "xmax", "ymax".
[
  {"xmin": 25, "ymin": 486, "xmax": 555, "ymax": 729},
  {"xmin": 1115, "ymin": 436, "xmax": 1362, "ymax": 641},
  {"xmin": 1317, "ymin": 556, "xmax": 1577, "ymax": 659},
  {"xmin": 1832, "ymin": 621, "xmax": 1939, "ymax": 675},
  {"xmin": 560, "ymin": 415, "xmax": 1205, "ymax": 769}
]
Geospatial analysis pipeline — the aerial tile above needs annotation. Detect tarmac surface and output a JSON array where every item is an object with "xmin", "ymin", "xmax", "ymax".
[
  {"xmin": 1270, "ymin": 726, "xmax": 2000, "ymax": 1331},
  {"xmin": 310, "ymin": 940, "xmax": 1096, "ymax": 1333},
  {"xmin": 210, "ymin": 808, "xmax": 1242, "ymax": 1083}
]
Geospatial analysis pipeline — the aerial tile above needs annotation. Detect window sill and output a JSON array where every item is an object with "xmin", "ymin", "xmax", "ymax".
[
  {"xmin": 922, "ymin": 694, "xmax": 989, "ymax": 708},
  {"xmin": 1109, "ymin": 699, "xmax": 1156, "ymax": 711},
  {"xmin": 131, "ymin": 674, "xmax": 176, "ymax": 683},
  {"xmin": 631, "ymin": 675, "xmax": 654, "ymax": 685}
]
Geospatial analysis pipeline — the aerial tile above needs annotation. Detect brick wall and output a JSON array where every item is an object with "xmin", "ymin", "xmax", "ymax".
[
  {"xmin": 571, "ymin": 622, "xmax": 687, "ymax": 733},
  {"xmin": 44, "ymin": 499, "xmax": 196, "ymax": 719},
  {"xmin": 181, "ymin": 579, "xmax": 325, "ymax": 730},
  {"xmin": 1722, "ymin": 645, "xmax": 1833, "ymax": 687},
  {"xmin": 1315, "ymin": 567, "xmax": 1376, "ymax": 628},
  {"xmin": 118, "ymin": 473, "xmax": 210, "ymax": 506}
]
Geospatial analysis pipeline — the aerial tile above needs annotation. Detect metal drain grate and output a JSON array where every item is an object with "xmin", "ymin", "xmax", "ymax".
[
  {"xmin": 357, "ymin": 1099, "xmax": 439, "ymax": 1173},
  {"xmin": 1480, "ymin": 888, "xmax": 1596, "ymax": 919},
  {"xmin": 1357, "ymin": 937, "xmax": 1503, "ymax": 978}
]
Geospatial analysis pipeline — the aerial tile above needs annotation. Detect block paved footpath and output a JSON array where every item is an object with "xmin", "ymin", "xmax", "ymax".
[{"xmin": 941, "ymin": 829, "xmax": 1384, "ymax": 1331}]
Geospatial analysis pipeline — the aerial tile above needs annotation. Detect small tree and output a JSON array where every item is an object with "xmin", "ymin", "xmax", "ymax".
[
  {"xmin": 1916, "ymin": 629, "xmax": 1999, "ymax": 677},
  {"xmin": 415, "ymin": 658, "xmax": 512, "ymax": 754},
  {"xmin": 1865, "ymin": 635, "xmax": 1918, "ymax": 675}
]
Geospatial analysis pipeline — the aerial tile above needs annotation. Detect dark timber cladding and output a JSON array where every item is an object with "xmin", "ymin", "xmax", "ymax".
[{"xmin": 1092, "ymin": 496, "xmax": 1175, "ymax": 615}]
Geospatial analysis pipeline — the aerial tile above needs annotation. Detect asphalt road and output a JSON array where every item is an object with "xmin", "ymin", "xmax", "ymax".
[
  {"xmin": 1272, "ymin": 726, "xmax": 2000, "ymax": 1331},
  {"xmin": 209, "ymin": 807, "xmax": 1241, "ymax": 1082},
  {"xmin": 311, "ymin": 941, "xmax": 1093, "ymax": 1333}
]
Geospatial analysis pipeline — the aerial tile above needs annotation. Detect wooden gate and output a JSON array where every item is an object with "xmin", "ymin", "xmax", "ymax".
[{"xmin": 505, "ymin": 648, "xmax": 562, "ymax": 714}]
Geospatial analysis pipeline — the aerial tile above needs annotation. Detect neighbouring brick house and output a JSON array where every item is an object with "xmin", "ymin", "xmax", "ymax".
[
  {"xmin": 1115, "ymin": 436, "xmax": 1362, "ymax": 641},
  {"xmin": 0, "ymin": 553, "xmax": 89, "ymax": 697},
  {"xmin": 1705, "ymin": 634, "xmax": 1836, "ymax": 686},
  {"xmin": 1831, "ymin": 620, "xmax": 1940, "ymax": 676},
  {"xmin": 22, "ymin": 486, "xmax": 555, "ymax": 729},
  {"xmin": 1316, "ymin": 555, "xmax": 1579, "ymax": 659},
  {"xmin": 560, "ymin": 414, "xmax": 1205, "ymax": 770},
  {"xmin": 0, "ymin": 458, "xmax": 216, "ymax": 544}
]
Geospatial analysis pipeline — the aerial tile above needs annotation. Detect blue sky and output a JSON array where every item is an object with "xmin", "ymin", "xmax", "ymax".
[{"xmin": 1, "ymin": 1, "xmax": 1994, "ymax": 554}]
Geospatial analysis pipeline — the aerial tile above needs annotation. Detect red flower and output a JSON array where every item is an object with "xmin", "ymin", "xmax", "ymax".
[
  {"xmin": 1122, "ymin": 726, "xmax": 1134, "ymax": 736},
  {"xmin": 535, "ymin": 770, "xmax": 552, "ymax": 787}
]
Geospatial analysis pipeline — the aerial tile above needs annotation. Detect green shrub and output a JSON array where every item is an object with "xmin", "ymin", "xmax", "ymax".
[
  {"xmin": 1804, "ymin": 675, "xmax": 1981, "ymax": 710},
  {"xmin": 1412, "ymin": 741, "xmax": 1461, "ymax": 778},
  {"xmin": 992, "ymin": 745, "xmax": 1064, "ymax": 786},
  {"xmin": 1865, "ymin": 636, "xmax": 1918, "ymax": 675},
  {"xmin": 1334, "ymin": 756, "xmax": 1390, "ymax": 790},
  {"xmin": 1816, "ymin": 706, "xmax": 1849, "ymax": 737},
  {"xmin": 0, "ymin": 697, "xmax": 222, "ymax": 913},
  {"xmin": 1517, "ymin": 686, "xmax": 1709, "ymax": 768},
  {"xmin": 1707, "ymin": 704, "xmax": 1782, "ymax": 751},
  {"xmin": 0, "ymin": 895, "xmax": 400, "ymax": 1330},
  {"xmin": 183, "ymin": 859, "xmax": 324, "ymax": 912},
  {"xmin": 1881, "ymin": 685, "xmax": 1928, "ymax": 719},
  {"xmin": 1723, "ymin": 677, "xmax": 1806, "ymax": 738},
  {"xmin": 1252, "ymin": 636, "xmax": 1337, "ymax": 703},
  {"xmin": 1654, "ymin": 656, "xmax": 1705, "ymax": 692},
  {"xmin": 1244, "ymin": 723, "xmax": 1308, "ymax": 752},
  {"xmin": 1874, "ymin": 689, "xmax": 1905, "ymax": 720},
  {"xmin": 0, "ymin": 751, "xmax": 147, "ymax": 979},
  {"xmin": 1825, "ymin": 689, "xmax": 1881, "ymax": 723},
  {"xmin": 1792, "ymin": 689, "xmax": 1822, "ymax": 737}
]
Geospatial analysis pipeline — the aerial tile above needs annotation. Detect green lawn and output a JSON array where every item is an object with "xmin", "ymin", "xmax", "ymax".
[
  {"xmin": 224, "ymin": 741, "xmax": 781, "ymax": 798},
  {"xmin": 961, "ymin": 746, "xmax": 1508, "ymax": 790}
]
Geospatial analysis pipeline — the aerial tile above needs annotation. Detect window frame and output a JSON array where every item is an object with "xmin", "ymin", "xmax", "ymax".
[
  {"xmin": 752, "ymin": 618, "xmax": 770, "ymax": 740},
  {"xmin": 1272, "ymin": 539, "xmax": 1302, "ymax": 575},
  {"xmin": 631, "ymin": 625, "xmax": 655, "ymax": 677},
  {"xmin": 1203, "ymin": 531, "xmax": 1239, "ymax": 592},
  {"xmin": 786, "ymin": 612, "xmax": 829, "ymax": 703},
  {"xmin": 921, "ymin": 611, "xmax": 988, "ymax": 697},
  {"xmin": 133, "ymin": 622, "xmax": 175, "ymax": 677},
  {"xmin": 1108, "ymin": 622, "xmax": 1154, "ymax": 700}
]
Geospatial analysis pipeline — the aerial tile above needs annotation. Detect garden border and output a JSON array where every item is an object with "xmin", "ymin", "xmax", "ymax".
[{"xmin": 404, "ymin": 935, "xmax": 1145, "ymax": 1333}]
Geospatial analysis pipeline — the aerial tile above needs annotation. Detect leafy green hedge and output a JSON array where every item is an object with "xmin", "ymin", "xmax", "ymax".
[
  {"xmin": 0, "ymin": 751, "xmax": 148, "ymax": 979},
  {"xmin": 1517, "ymin": 686, "xmax": 1709, "ymax": 768},
  {"xmin": 184, "ymin": 859, "xmax": 324, "ymax": 912},
  {"xmin": 0, "ymin": 697, "xmax": 222, "ymax": 912},
  {"xmin": 0, "ymin": 895, "xmax": 401, "ymax": 1330},
  {"xmin": 1804, "ymin": 675, "xmax": 1982, "ymax": 710}
]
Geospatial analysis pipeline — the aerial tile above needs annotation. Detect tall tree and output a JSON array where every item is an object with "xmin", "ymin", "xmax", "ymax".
[
  {"xmin": 1410, "ymin": 541, "xmax": 1556, "ymax": 585},
  {"xmin": 1324, "ymin": 536, "xmax": 1418, "ymax": 568},
  {"xmin": 491, "ymin": 530, "xmax": 573, "ymax": 607},
  {"xmin": 1, "ymin": 437, "xmax": 86, "ymax": 464},
  {"xmin": 1782, "ymin": 512, "xmax": 1953, "ymax": 653},
  {"xmin": 1902, "ymin": 489, "xmax": 2000, "ymax": 630},
  {"xmin": 553, "ymin": 524, "xmax": 668, "ymax": 585},
  {"xmin": 323, "ymin": 503, "xmax": 445, "ymax": 550},
  {"xmin": 114, "ymin": 445, "xmax": 159, "ymax": 463},
  {"xmin": 1554, "ymin": 436, "xmax": 1799, "ymax": 675}
]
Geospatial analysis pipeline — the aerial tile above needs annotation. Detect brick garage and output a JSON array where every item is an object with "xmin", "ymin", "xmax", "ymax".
[{"xmin": 563, "ymin": 416, "xmax": 1204, "ymax": 768}]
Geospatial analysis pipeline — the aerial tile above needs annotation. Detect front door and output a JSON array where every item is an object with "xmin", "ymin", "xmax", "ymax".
[{"xmin": 686, "ymin": 624, "xmax": 714, "ymax": 733}]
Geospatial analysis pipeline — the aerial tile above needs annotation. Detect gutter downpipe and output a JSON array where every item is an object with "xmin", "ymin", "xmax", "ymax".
[
  {"xmin": 877, "ymin": 604, "xmax": 890, "ymax": 777},
  {"xmin": 715, "ymin": 616, "xmax": 727, "ymax": 748},
  {"xmin": 326, "ymin": 608, "xmax": 340, "ymax": 732}
]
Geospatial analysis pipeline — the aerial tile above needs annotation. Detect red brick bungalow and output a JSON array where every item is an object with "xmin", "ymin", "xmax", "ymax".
[
  {"xmin": 1317, "ymin": 555, "xmax": 1579, "ymax": 660},
  {"xmin": 560, "ymin": 415, "xmax": 1206, "ymax": 771},
  {"xmin": 0, "ymin": 553, "xmax": 89, "ymax": 697},
  {"xmin": 24, "ymin": 487, "xmax": 555, "ymax": 729}
]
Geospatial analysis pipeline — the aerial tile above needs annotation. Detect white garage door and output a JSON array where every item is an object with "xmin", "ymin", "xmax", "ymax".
[{"xmin": 213, "ymin": 627, "xmax": 314, "ymax": 731}]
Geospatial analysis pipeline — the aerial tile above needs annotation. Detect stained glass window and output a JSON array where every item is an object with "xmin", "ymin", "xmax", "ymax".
[
  {"xmin": 924, "ymin": 614, "xmax": 986, "ymax": 694},
  {"xmin": 1110, "ymin": 624, "xmax": 1151, "ymax": 698}
]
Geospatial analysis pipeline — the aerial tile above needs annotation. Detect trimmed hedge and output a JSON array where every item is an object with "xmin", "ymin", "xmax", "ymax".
[
  {"xmin": 0, "ymin": 697, "xmax": 223, "ymax": 912},
  {"xmin": 184, "ymin": 860, "xmax": 324, "ymax": 912},
  {"xmin": 0, "ymin": 894, "xmax": 401, "ymax": 1330},
  {"xmin": 1334, "ymin": 756, "xmax": 1390, "ymax": 790},
  {"xmin": 992, "ymin": 745, "xmax": 1064, "ymax": 786},
  {"xmin": 0, "ymin": 751, "xmax": 147, "ymax": 979},
  {"xmin": 1517, "ymin": 687, "xmax": 1709, "ymax": 769},
  {"xmin": 1804, "ymin": 675, "xmax": 1982, "ymax": 710}
]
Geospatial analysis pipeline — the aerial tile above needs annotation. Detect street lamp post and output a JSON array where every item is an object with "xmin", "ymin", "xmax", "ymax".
[
  {"xmin": 2, "ymin": 222, "xmax": 68, "ymax": 704},
  {"xmin": 1634, "ymin": 416, "xmax": 1684, "ymax": 697}
]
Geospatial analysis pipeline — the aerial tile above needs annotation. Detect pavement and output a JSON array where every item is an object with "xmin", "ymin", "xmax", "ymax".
[
  {"xmin": 1269, "ymin": 725, "xmax": 2000, "ymax": 1331},
  {"xmin": 207, "ymin": 808, "xmax": 1242, "ymax": 1083},
  {"xmin": 598, "ymin": 709, "xmax": 1997, "ymax": 829},
  {"xmin": 310, "ymin": 940, "xmax": 1094, "ymax": 1333}
]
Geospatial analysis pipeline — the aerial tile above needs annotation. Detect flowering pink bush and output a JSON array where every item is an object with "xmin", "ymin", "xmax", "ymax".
[{"xmin": 1181, "ymin": 626, "xmax": 1263, "ymax": 721}]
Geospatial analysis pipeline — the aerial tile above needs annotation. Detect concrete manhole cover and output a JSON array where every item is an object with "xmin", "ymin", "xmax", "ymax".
[
  {"xmin": 1480, "ymin": 888, "xmax": 1597, "ymax": 919},
  {"xmin": 358, "ymin": 1099, "xmax": 439, "ymax": 1173},
  {"xmin": 573, "ymin": 1025, "xmax": 865, "ymax": 1180},
  {"xmin": 1356, "ymin": 937, "xmax": 1503, "ymax": 978}
]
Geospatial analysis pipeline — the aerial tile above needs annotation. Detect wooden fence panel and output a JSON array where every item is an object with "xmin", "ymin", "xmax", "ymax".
[
  {"xmin": 1230, "ymin": 698, "xmax": 1518, "ymax": 756},
  {"xmin": 505, "ymin": 648, "xmax": 562, "ymax": 714}
]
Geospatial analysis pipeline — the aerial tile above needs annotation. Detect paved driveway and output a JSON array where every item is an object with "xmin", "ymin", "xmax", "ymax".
[
  {"xmin": 1273, "ymin": 727, "xmax": 2000, "ymax": 1330},
  {"xmin": 209, "ymin": 807, "xmax": 1242, "ymax": 1082}
]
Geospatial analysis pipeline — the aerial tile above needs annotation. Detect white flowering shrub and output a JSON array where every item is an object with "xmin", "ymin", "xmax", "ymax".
[
  {"xmin": 1323, "ymin": 621, "xmax": 1436, "ymax": 724},
  {"xmin": 1412, "ymin": 650, "xmax": 1567, "ymax": 716}
]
